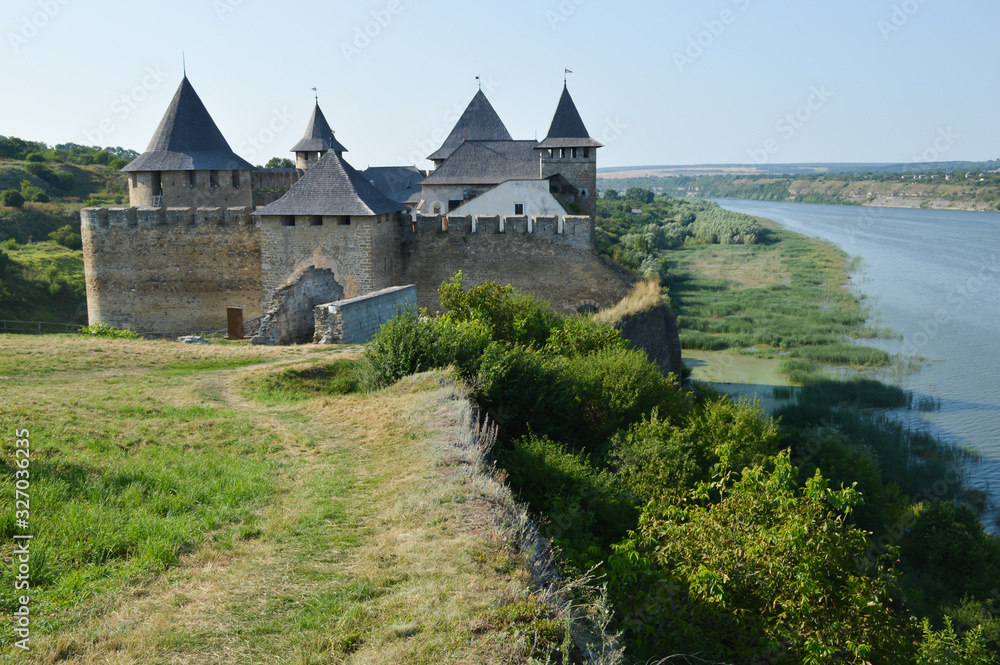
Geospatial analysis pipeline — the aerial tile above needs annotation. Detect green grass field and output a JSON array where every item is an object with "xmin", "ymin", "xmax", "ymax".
[{"xmin": 0, "ymin": 336, "xmax": 562, "ymax": 664}]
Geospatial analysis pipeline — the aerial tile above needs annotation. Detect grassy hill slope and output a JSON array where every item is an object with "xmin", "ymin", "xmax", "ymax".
[{"xmin": 0, "ymin": 338, "xmax": 579, "ymax": 664}]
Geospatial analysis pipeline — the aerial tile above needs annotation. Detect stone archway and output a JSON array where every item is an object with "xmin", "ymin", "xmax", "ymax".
[{"xmin": 252, "ymin": 267, "xmax": 344, "ymax": 345}]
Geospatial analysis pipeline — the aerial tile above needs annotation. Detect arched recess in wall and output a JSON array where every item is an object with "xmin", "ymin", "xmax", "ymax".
[
  {"xmin": 431, "ymin": 201, "xmax": 443, "ymax": 215},
  {"xmin": 576, "ymin": 299, "xmax": 600, "ymax": 314}
]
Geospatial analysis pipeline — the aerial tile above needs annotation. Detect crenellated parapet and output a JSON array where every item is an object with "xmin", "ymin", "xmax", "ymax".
[
  {"xmin": 398, "ymin": 213, "xmax": 627, "ymax": 314},
  {"xmin": 81, "ymin": 205, "xmax": 257, "ymax": 231},
  {"xmin": 406, "ymin": 214, "xmax": 595, "ymax": 251}
]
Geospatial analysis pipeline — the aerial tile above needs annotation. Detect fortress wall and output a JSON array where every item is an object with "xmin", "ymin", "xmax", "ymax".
[
  {"xmin": 81, "ymin": 206, "xmax": 262, "ymax": 335},
  {"xmin": 400, "ymin": 214, "xmax": 630, "ymax": 314},
  {"xmin": 258, "ymin": 213, "xmax": 401, "ymax": 308}
]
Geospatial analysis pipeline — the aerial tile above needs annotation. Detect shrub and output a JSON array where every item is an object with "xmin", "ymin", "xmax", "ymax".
[
  {"xmin": 438, "ymin": 272, "xmax": 559, "ymax": 348},
  {"xmin": 500, "ymin": 434, "xmax": 637, "ymax": 567},
  {"xmin": 607, "ymin": 451, "xmax": 915, "ymax": 663},
  {"xmin": 48, "ymin": 224, "xmax": 83, "ymax": 250},
  {"xmin": 561, "ymin": 346, "xmax": 683, "ymax": 455},
  {"xmin": 78, "ymin": 323, "xmax": 142, "ymax": 340},
  {"xmin": 362, "ymin": 306, "xmax": 439, "ymax": 388},
  {"xmin": 545, "ymin": 316, "xmax": 628, "ymax": 358},
  {"xmin": 20, "ymin": 180, "xmax": 49, "ymax": 203},
  {"xmin": 472, "ymin": 342, "xmax": 569, "ymax": 442},
  {"xmin": 1, "ymin": 189, "xmax": 25, "ymax": 208},
  {"xmin": 25, "ymin": 152, "xmax": 45, "ymax": 162}
]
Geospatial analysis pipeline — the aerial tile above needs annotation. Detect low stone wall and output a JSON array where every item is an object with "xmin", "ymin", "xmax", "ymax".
[
  {"xmin": 252, "ymin": 267, "xmax": 344, "ymax": 345},
  {"xmin": 314, "ymin": 285, "xmax": 416, "ymax": 345}
]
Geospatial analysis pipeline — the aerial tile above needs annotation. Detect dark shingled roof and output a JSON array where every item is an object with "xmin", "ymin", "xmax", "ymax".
[
  {"xmin": 427, "ymin": 90, "xmax": 513, "ymax": 161},
  {"xmin": 290, "ymin": 103, "xmax": 347, "ymax": 153},
  {"xmin": 122, "ymin": 77, "xmax": 254, "ymax": 172},
  {"xmin": 362, "ymin": 166, "xmax": 424, "ymax": 205},
  {"xmin": 536, "ymin": 85, "xmax": 603, "ymax": 150},
  {"xmin": 252, "ymin": 150, "xmax": 404, "ymax": 217},
  {"xmin": 421, "ymin": 140, "xmax": 540, "ymax": 186}
]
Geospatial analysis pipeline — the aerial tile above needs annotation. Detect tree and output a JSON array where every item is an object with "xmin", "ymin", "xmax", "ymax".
[
  {"xmin": 624, "ymin": 187, "xmax": 654, "ymax": 204},
  {"xmin": 49, "ymin": 225, "xmax": 83, "ymax": 250},
  {"xmin": 1, "ymin": 189, "xmax": 25, "ymax": 208},
  {"xmin": 608, "ymin": 451, "xmax": 915, "ymax": 664},
  {"xmin": 265, "ymin": 157, "xmax": 295, "ymax": 169}
]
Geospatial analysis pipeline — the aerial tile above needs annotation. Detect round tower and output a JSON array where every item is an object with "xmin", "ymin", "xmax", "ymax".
[
  {"xmin": 535, "ymin": 84, "xmax": 603, "ymax": 219},
  {"xmin": 121, "ymin": 76, "xmax": 254, "ymax": 209}
]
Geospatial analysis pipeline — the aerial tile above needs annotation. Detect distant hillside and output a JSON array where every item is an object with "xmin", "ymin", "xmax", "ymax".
[
  {"xmin": 599, "ymin": 160, "xmax": 1000, "ymax": 178},
  {"xmin": 598, "ymin": 171, "xmax": 1000, "ymax": 213},
  {"xmin": 0, "ymin": 136, "xmax": 131, "ymax": 322}
]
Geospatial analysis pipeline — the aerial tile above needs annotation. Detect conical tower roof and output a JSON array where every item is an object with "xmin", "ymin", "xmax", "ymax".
[
  {"xmin": 290, "ymin": 103, "xmax": 347, "ymax": 153},
  {"xmin": 122, "ymin": 77, "xmax": 254, "ymax": 172},
  {"xmin": 427, "ymin": 89, "xmax": 512, "ymax": 161},
  {"xmin": 536, "ymin": 84, "xmax": 603, "ymax": 150},
  {"xmin": 252, "ymin": 150, "xmax": 404, "ymax": 217}
]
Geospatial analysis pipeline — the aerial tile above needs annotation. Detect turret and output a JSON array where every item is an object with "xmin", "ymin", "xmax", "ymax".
[
  {"xmin": 290, "ymin": 102, "xmax": 346, "ymax": 171},
  {"xmin": 121, "ymin": 76, "xmax": 254, "ymax": 208},
  {"xmin": 535, "ymin": 84, "xmax": 603, "ymax": 218},
  {"xmin": 427, "ymin": 89, "xmax": 512, "ymax": 169}
]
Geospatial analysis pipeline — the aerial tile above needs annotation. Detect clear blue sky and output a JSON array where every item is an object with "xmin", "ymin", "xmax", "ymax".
[{"xmin": 2, "ymin": 0, "xmax": 998, "ymax": 169}]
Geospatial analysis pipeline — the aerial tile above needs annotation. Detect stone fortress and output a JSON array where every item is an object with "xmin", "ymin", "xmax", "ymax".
[{"xmin": 80, "ymin": 74, "xmax": 635, "ymax": 339}]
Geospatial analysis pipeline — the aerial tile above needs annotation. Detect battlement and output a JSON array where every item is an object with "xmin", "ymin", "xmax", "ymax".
[
  {"xmin": 250, "ymin": 169, "xmax": 303, "ymax": 191},
  {"xmin": 407, "ymin": 214, "xmax": 594, "ymax": 249},
  {"xmin": 81, "ymin": 206, "xmax": 256, "ymax": 231}
]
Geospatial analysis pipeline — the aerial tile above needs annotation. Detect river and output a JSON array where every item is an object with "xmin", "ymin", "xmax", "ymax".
[{"xmin": 712, "ymin": 199, "xmax": 1000, "ymax": 524}]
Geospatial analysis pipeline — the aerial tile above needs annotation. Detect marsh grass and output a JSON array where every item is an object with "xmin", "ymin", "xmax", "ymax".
[
  {"xmin": 666, "ymin": 222, "xmax": 892, "ymax": 379},
  {"xmin": 0, "ymin": 337, "xmax": 580, "ymax": 664}
]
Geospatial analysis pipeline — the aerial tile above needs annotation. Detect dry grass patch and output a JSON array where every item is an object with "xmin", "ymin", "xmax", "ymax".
[
  {"xmin": 678, "ymin": 246, "xmax": 791, "ymax": 290},
  {"xmin": 593, "ymin": 278, "xmax": 663, "ymax": 323}
]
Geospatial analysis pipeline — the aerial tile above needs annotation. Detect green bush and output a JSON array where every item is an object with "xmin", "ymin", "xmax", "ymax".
[
  {"xmin": 48, "ymin": 224, "xmax": 83, "ymax": 250},
  {"xmin": 78, "ymin": 323, "xmax": 142, "ymax": 340},
  {"xmin": 362, "ymin": 306, "xmax": 440, "ymax": 388},
  {"xmin": 500, "ymin": 434, "xmax": 637, "ymax": 568},
  {"xmin": 610, "ymin": 395, "xmax": 777, "ymax": 505},
  {"xmin": 25, "ymin": 152, "xmax": 45, "ymax": 162},
  {"xmin": 545, "ymin": 315, "xmax": 628, "ymax": 358},
  {"xmin": 1, "ymin": 189, "xmax": 25, "ymax": 208},
  {"xmin": 561, "ymin": 346, "xmax": 682, "ymax": 455},
  {"xmin": 472, "ymin": 342, "xmax": 569, "ymax": 442},
  {"xmin": 607, "ymin": 451, "xmax": 915, "ymax": 663},
  {"xmin": 438, "ymin": 272, "xmax": 559, "ymax": 348}
]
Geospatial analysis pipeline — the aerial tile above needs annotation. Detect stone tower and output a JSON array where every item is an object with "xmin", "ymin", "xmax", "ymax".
[
  {"xmin": 536, "ymin": 84, "xmax": 603, "ymax": 218},
  {"xmin": 290, "ymin": 102, "xmax": 346, "ymax": 171},
  {"xmin": 121, "ymin": 76, "xmax": 254, "ymax": 208}
]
